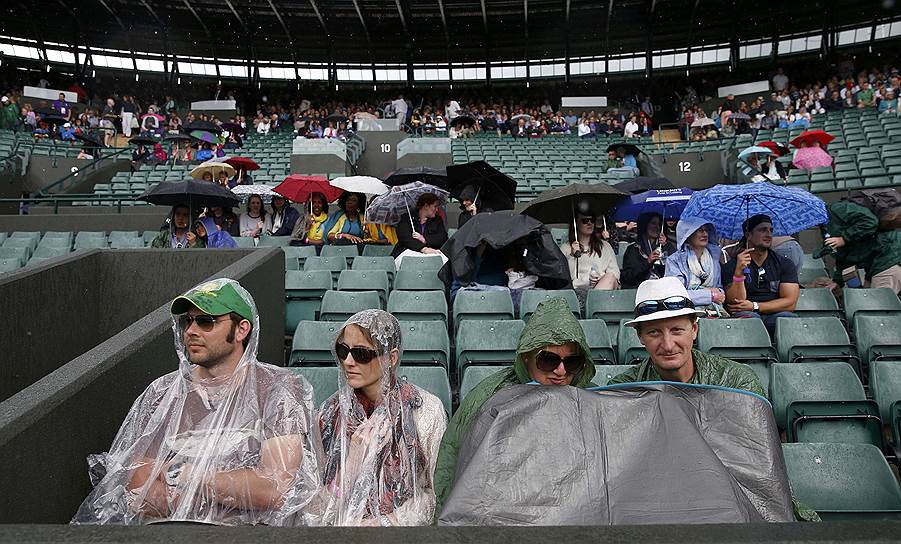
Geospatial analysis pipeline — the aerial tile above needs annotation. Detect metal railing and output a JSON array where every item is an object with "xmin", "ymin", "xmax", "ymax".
[
  {"xmin": 36, "ymin": 146, "xmax": 131, "ymax": 196},
  {"xmin": 0, "ymin": 194, "xmax": 142, "ymax": 214}
]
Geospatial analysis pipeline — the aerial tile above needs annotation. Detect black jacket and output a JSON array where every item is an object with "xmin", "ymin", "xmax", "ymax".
[{"xmin": 392, "ymin": 213, "xmax": 448, "ymax": 257}]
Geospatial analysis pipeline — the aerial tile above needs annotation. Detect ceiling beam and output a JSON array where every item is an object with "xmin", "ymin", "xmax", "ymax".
[
  {"xmin": 309, "ymin": 0, "xmax": 329, "ymax": 37},
  {"xmin": 95, "ymin": 0, "xmax": 138, "ymax": 72},
  {"xmin": 395, "ymin": 0, "xmax": 409, "ymax": 34},
  {"xmin": 351, "ymin": 0, "xmax": 373, "ymax": 45},
  {"xmin": 524, "ymin": 0, "xmax": 529, "ymax": 40},
  {"xmin": 480, "ymin": 0, "xmax": 489, "ymax": 34},
  {"xmin": 266, "ymin": 0, "xmax": 297, "ymax": 54},
  {"xmin": 436, "ymin": 0, "xmax": 451, "ymax": 46},
  {"xmin": 222, "ymin": 0, "xmax": 250, "ymax": 35}
]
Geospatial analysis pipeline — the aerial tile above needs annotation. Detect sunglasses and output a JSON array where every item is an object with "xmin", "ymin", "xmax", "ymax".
[
  {"xmin": 579, "ymin": 217, "xmax": 595, "ymax": 225},
  {"xmin": 634, "ymin": 296, "xmax": 695, "ymax": 316},
  {"xmin": 178, "ymin": 314, "xmax": 230, "ymax": 332},
  {"xmin": 535, "ymin": 350, "xmax": 585, "ymax": 374},
  {"xmin": 335, "ymin": 342, "xmax": 381, "ymax": 364}
]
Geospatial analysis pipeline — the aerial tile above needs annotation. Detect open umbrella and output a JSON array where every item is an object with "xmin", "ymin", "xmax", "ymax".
[
  {"xmin": 74, "ymin": 132, "xmax": 104, "ymax": 149},
  {"xmin": 522, "ymin": 183, "xmax": 626, "ymax": 226},
  {"xmin": 450, "ymin": 115, "xmax": 477, "ymax": 129},
  {"xmin": 737, "ymin": 146, "xmax": 773, "ymax": 160},
  {"xmin": 439, "ymin": 210, "xmax": 571, "ymax": 290},
  {"xmin": 690, "ymin": 117, "xmax": 716, "ymax": 128},
  {"xmin": 510, "ymin": 114, "xmax": 532, "ymax": 124},
  {"xmin": 190, "ymin": 130, "xmax": 220, "ymax": 145},
  {"xmin": 219, "ymin": 122, "xmax": 245, "ymax": 135},
  {"xmin": 729, "ymin": 112, "xmax": 752, "ymax": 121},
  {"xmin": 330, "ymin": 175, "xmax": 389, "ymax": 197},
  {"xmin": 384, "ymin": 166, "xmax": 448, "ymax": 189},
  {"xmin": 606, "ymin": 143, "xmax": 641, "ymax": 157},
  {"xmin": 789, "ymin": 130, "xmax": 834, "ymax": 148},
  {"xmin": 163, "ymin": 133, "xmax": 194, "ymax": 143},
  {"xmin": 191, "ymin": 160, "xmax": 236, "ymax": 180},
  {"xmin": 224, "ymin": 157, "xmax": 260, "ymax": 171},
  {"xmin": 680, "ymin": 183, "xmax": 827, "ymax": 240},
  {"xmin": 612, "ymin": 188, "xmax": 694, "ymax": 222},
  {"xmin": 326, "ymin": 114, "xmax": 349, "ymax": 125},
  {"xmin": 354, "ymin": 112, "xmax": 378, "ymax": 121},
  {"xmin": 273, "ymin": 174, "xmax": 344, "ymax": 204},
  {"xmin": 39, "ymin": 115, "xmax": 68, "ymax": 126},
  {"xmin": 791, "ymin": 147, "xmax": 834, "ymax": 172},
  {"xmin": 756, "ymin": 140, "xmax": 790, "ymax": 157},
  {"xmin": 231, "ymin": 184, "xmax": 278, "ymax": 203},
  {"xmin": 447, "ymin": 160, "xmax": 516, "ymax": 212},
  {"xmin": 365, "ymin": 182, "xmax": 449, "ymax": 228},
  {"xmin": 128, "ymin": 135, "xmax": 159, "ymax": 147},
  {"xmin": 611, "ymin": 177, "xmax": 676, "ymax": 194},
  {"xmin": 183, "ymin": 120, "xmax": 222, "ymax": 134},
  {"xmin": 137, "ymin": 179, "xmax": 239, "ymax": 208}
]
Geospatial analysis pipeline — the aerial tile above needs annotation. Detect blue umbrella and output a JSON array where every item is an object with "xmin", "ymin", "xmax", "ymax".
[
  {"xmin": 680, "ymin": 183, "xmax": 827, "ymax": 240},
  {"xmin": 737, "ymin": 146, "xmax": 773, "ymax": 160},
  {"xmin": 613, "ymin": 188, "xmax": 693, "ymax": 222}
]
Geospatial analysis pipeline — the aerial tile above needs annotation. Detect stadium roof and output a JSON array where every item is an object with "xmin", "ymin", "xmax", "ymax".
[{"xmin": 3, "ymin": 0, "xmax": 896, "ymax": 66}]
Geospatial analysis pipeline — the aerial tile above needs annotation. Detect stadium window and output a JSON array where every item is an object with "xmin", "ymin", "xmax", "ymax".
[
  {"xmin": 837, "ymin": 25, "xmax": 873, "ymax": 46},
  {"xmin": 10, "ymin": 45, "xmax": 41, "ymax": 60},
  {"xmin": 96, "ymin": 55, "xmax": 129, "ymax": 69},
  {"xmin": 45, "ymin": 49, "xmax": 75, "ymax": 64},
  {"xmin": 778, "ymin": 34, "xmax": 821, "ymax": 55},
  {"xmin": 218, "ymin": 64, "xmax": 247, "ymax": 78},
  {"xmin": 739, "ymin": 42, "xmax": 773, "ymax": 60},
  {"xmin": 136, "ymin": 59, "xmax": 165, "ymax": 72},
  {"xmin": 873, "ymin": 20, "xmax": 901, "ymax": 39}
]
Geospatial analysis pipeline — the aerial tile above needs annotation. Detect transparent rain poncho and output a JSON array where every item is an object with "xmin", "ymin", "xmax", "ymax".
[
  {"xmin": 314, "ymin": 309, "xmax": 447, "ymax": 526},
  {"xmin": 72, "ymin": 278, "xmax": 322, "ymax": 526}
]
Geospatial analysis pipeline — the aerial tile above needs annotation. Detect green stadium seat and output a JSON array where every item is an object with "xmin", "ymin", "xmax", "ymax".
[
  {"xmin": 284, "ymin": 246, "xmax": 318, "ymax": 269},
  {"xmin": 35, "ymin": 237, "xmax": 71, "ymax": 250},
  {"xmin": 321, "ymin": 244, "xmax": 360, "ymax": 265},
  {"xmin": 398, "ymin": 255, "xmax": 445, "ymax": 272},
  {"xmin": 337, "ymin": 270, "xmax": 389, "ymax": 307},
  {"xmin": 393, "ymin": 270, "xmax": 444, "ymax": 291},
  {"xmin": 594, "ymin": 364, "xmax": 636, "ymax": 385},
  {"xmin": 844, "ymin": 288, "xmax": 901, "ymax": 325},
  {"xmin": 460, "ymin": 365, "xmax": 507, "ymax": 404},
  {"xmin": 0, "ymin": 246, "xmax": 29, "ymax": 265},
  {"xmin": 455, "ymin": 320, "xmax": 525, "ymax": 383},
  {"xmin": 795, "ymin": 288, "xmax": 842, "ymax": 319},
  {"xmin": 289, "ymin": 366, "xmax": 338, "ymax": 405},
  {"xmin": 398, "ymin": 320, "xmax": 450, "ymax": 367},
  {"xmin": 0, "ymin": 258, "xmax": 21, "ymax": 272},
  {"xmin": 519, "ymin": 289, "xmax": 580, "ymax": 321},
  {"xmin": 579, "ymin": 319, "xmax": 616, "ymax": 364},
  {"xmin": 617, "ymin": 319, "xmax": 648, "ymax": 365},
  {"xmin": 775, "ymin": 317, "xmax": 860, "ymax": 374},
  {"xmin": 352, "ymin": 256, "xmax": 396, "ymax": 285},
  {"xmin": 303, "ymin": 256, "xmax": 348, "ymax": 285},
  {"xmin": 290, "ymin": 321, "xmax": 342, "ymax": 366},
  {"xmin": 31, "ymin": 246, "xmax": 69, "ymax": 259},
  {"xmin": 233, "ymin": 236, "xmax": 256, "ymax": 248},
  {"xmin": 285, "ymin": 270, "xmax": 332, "ymax": 335},
  {"xmin": 869, "ymin": 361, "xmax": 901, "ymax": 447},
  {"xmin": 319, "ymin": 290, "xmax": 380, "ymax": 322},
  {"xmin": 587, "ymin": 289, "xmax": 638, "ymax": 343},
  {"xmin": 258, "ymin": 236, "xmax": 292, "ymax": 247},
  {"xmin": 697, "ymin": 318, "xmax": 778, "ymax": 395},
  {"xmin": 362, "ymin": 244, "xmax": 394, "ymax": 257},
  {"xmin": 783, "ymin": 442, "xmax": 901, "ymax": 521},
  {"xmin": 770, "ymin": 362, "xmax": 881, "ymax": 446},
  {"xmin": 387, "ymin": 290, "xmax": 448, "ymax": 324},
  {"xmin": 2, "ymin": 237, "xmax": 36, "ymax": 257},
  {"xmin": 452, "ymin": 290, "xmax": 515, "ymax": 333},
  {"xmin": 397, "ymin": 366, "xmax": 452, "ymax": 415},
  {"xmin": 854, "ymin": 314, "xmax": 901, "ymax": 368},
  {"xmin": 74, "ymin": 237, "xmax": 108, "ymax": 250}
]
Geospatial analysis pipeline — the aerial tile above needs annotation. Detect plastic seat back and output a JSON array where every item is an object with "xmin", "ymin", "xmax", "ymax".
[
  {"xmin": 460, "ymin": 365, "xmax": 507, "ymax": 404},
  {"xmin": 393, "ymin": 270, "xmax": 444, "ymax": 291},
  {"xmin": 519, "ymin": 289, "xmax": 581, "ymax": 321},
  {"xmin": 594, "ymin": 364, "xmax": 636, "ymax": 385},
  {"xmin": 398, "ymin": 367, "xmax": 453, "ymax": 416},
  {"xmin": 337, "ymin": 270, "xmax": 389, "ymax": 307},
  {"xmin": 319, "ymin": 290, "xmax": 380, "ymax": 322},
  {"xmin": 844, "ymin": 288, "xmax": 901, "ymax": 324},
  {"xmin": 398, "ymin": 320, "xmax": 450, "ymax": 367},
  {"xmin": 290, "ymin": 321, "xmax": 342, "ymax": 366},
  {"xmin": 616, "ymin": 319, "xmax": 648, "ymax": 365},
  {"xmin": 387, "ymin": 290, "xmax": 448, "ymax": 324},
  {"xmin": 854, "ymin": 314, "xmax": 901, "ymax": 366},
  {"xmin": 579, "ymin": 319, "xmax": 616, "ymax": 364}
]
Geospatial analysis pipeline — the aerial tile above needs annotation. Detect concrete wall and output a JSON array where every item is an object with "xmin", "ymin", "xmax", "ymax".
[
  {"xmin": 290, "ymin": 154, "xmax": 348, "ymax": 176},
  {"xmin": 355, "ymin": 131, "xmax": 408, "ymax": 179},
  {"xmin": 0, "ymin": 248, "xmax": 284, "ymax": 523},
  {"xmin": 0, "ymin": 207, "xmax": 172, "ymax": 233}
]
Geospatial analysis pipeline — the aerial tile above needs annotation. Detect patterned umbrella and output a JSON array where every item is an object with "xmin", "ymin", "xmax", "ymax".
[
  {"xmin": 231, "ymin": 184, "xmax": 278, "ymax": 203},
  {"xmin": 365, "ymin": 182, "xmax": 449, "ymax": 227},
  {"xmin": 680, "ymin": 183, "xmax": 827, "ymax": 240}
]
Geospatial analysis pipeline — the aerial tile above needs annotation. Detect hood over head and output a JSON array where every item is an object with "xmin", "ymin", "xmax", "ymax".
[{"xmin": 514, "ymin": 298, "xmax": 595, "ymax": 387}]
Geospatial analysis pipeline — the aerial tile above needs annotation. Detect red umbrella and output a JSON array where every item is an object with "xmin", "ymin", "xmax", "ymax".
[
  {"xmin": 756, "ymin": 140, "xmax": 790, "ymax": 157},
  {"xmin": 224, "ymin": 156, "xmax": 260, "ymax": 171},
  {"xmin": 789, "ymin": 130, "xmax": 835, "ymax": 148},
  {"xmin": 273, "ymin": 175, "xmax": 344, "ymax": 203}
]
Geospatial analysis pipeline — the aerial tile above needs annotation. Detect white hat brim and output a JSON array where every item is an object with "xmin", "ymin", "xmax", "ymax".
[{"xmin": 624, "ymin": 307, "xmax": 705, "ymax": 327}]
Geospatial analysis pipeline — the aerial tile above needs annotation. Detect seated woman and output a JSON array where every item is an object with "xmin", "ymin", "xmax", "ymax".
[
  {"xmin": 561, "ymin": 206, "xmax": 619, "ymax": 305},
  {"xmin": 392, "ymin": 193, "xmax": 448, "ymax": 258},
  {"xmin": 363, "ymin": 222, "xmax": 397, "ymax": 246},
  {"xmin": 268, "ymin": 196, "xmax": 301, "ymax": 237},
  {"xmin": 317, "ymin": 310, "xmax": 447, "ymax": 526},
  {"xmin": 325, "ymin": 192, "xmax": 367, "ymax": 245},
  {"xmin": 664, "ymin": 217, "xmax": 726, "ymax": 313},
  {"xmin": 621, "ymin": 212, "xmax": 676, "ymax": 289},
  {"xmin": 239, "ymin": 194, "xmax": 271, "ymax": 238},
  {"xmin": 192, "ymin": 217, "xmax": 238, "ymax": 248},
  {"xmin": 291, "ymin": 192, "xmax": 330, "ymax": 248}
]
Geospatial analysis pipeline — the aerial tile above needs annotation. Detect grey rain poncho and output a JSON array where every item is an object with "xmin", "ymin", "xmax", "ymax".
[
  {"xmin": 314, "ymin": 309, "xmax": 447, "ymax": 526},
  {"xmin": 72, "ymin": 278, "xmax": 321, "ymax": 526}
]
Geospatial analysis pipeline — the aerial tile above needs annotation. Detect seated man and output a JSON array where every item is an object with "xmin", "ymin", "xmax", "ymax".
[
  {"xmin": 607, "ymin": 277, "xmax": 765, "ymax": 396},
  {"xmin": 433, "ymin": 297, "xmax": 597, "ymax": 514},
  {"xmin": 722, "ymin": 214, "xmax": 800, "ymax": 334},
  {"xmin": 72, "ymin": 279, "xmax": 320, "ymax": 525}
]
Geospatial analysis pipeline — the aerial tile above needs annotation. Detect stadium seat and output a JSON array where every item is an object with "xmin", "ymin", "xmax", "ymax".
[
  {"xmin": 844, "ymin": 288, "xmax": 901, "ymax": 325},
  {"xmin": 30, "ymin": 246, "xmax": 69, "ymax": 259},
  {"xmin": 321, "ymin": 244, "xmax": 360, "ymax": 265},
  {"xmin": 0, "ymin": 246, "xmax": 29, "ymax": 265},
  {"xmin": 452, "ymin": 290, "xmax": 515, "ymax": 333},
  {"xmin": 36, "ymin": 236, "xmax": 71, "ymax": 250},
  {"xmin": 2, "ymin": 237, "xmax": 35, "ymax": 258},
  {"xmin": 337, "ymin": 270, "xmax": 389, "ymax": 307},
  {"xmin": 289, "ymin": 366, "xmax": 338, "ymax": 405},
  {"xmin": 74, "ymin": 236, "xmax": 108, "ymax": 250},
  {"xmin": 579, "ymin": 319, "xmax": 616, "ymax": 364},
  {"xmin": 770, "ymin": 362, "xmax": 881, "ymax": 446},
  {"xmin": 285, "ymin": 270, "xmax": 333, "ymax": 335},
  {"xmin": 143, "ymin": 230, "xmax": 162, "ymax": 246},
  {"xmin": 519, "ymin": 289, "xmax": 580, "ymax": 321},
  {"xmin": 617, "ymin": 319, "xmax": 648, "ymax": 365},
  {"xmin": 397, "ymin": 366, "xmax": 453, "ymax": 415},
  {"xmin": 399, "ymin": 321, "xmax": 450, "ymax": 367},
  {"xmin": 362, "ymin": 244, "xmax": 394, "ymax": 257},
  {"xmin": 283, "ymin": 246, "xmax": 317, "ymax": 269},
  {"xmin": 393, "ymin": 270, "xmax": 444, "ymax": 291},
  {"xmin": 794, "ymin": 288, "xmax": 842, "ymax": 319},
  {"xmin": 586, "ymin": 289, "xmax": 638, "ymax": 342},
  {"xmin": 319, "ymin": 290, "xmax": 380, "ymax": 322},
  {"xmin": 854, "ymin": 314, "xmax": 901, "ymax": 368},
  {"xmin": 697, "ymin": 318, "xmax": 778, "ymax": 394},
  {"xmin": 594, "ymin": 364, "xmax": 636, "ymax": 385},
  {"xmin": 303, "ymin": 256, "xmax": 348, "ymax": 285},
  {"xmin": 387, "ymin": 290, "xmax": 448, "ymax": 324},
  {"xmin": 460, "ymin": 365, "xmax": 507, "ymax": 404},
  {"xmin": 869, "ymin": 361, "xmax": 901, "ymax": 447},
  {"xmin": 0, "ymin": 258, "xmax": 21, "ymax": 273},
  {"xmin": 398, "ymin": 255, "xmax": 445, "ymax": 272},
  {"xmin": 352, "ymin": 256, "xmax": 396, "ymax": 285},
  {"xmin": 258, "ymin": 236, "xmax": 292, "ymax": 247},
  {"xmin": 783, "ymin": 442, "xmax": 901, "ymax": 521},
  {"xmin": 775, "ymin": 317, "xmax": 860, "ymax": 374},
  {"xmin": 289, "ymin": 321, "xmax": 342, "ymax": 366},
  {"xmin": 110, "ymin": 237, "xmax": 146, "ymax": 249},
  {"xmin": 455, "ymin": 319, "xmax": 525, "ymax": 383}
]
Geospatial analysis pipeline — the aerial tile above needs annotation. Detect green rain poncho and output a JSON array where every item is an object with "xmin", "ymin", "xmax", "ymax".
[
  {"xmin": 824, "ymin": 201, "xmax": 901, "ymax": 284},
  {"xmin": 433, "ymin": 297, "xmax": 596, "ymax": 516}
]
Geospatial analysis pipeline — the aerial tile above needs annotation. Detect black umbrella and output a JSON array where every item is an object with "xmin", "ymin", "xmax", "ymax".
[
  {"xmin": 34, "ymin": 108, "xmax": 57, "ymax": 118},
  {"xmin": 450, "ymin": 115, "xmax": 476, "ymax": 129},
  {"xmin": 219, "ymin": 122, "xmax": 245, "ymax": 135},
  {"xmin": 182, "ymin": 120, "xmax": 222, "ymax": 134},
  {"xmin": 439, "ymin": 210, "xmax": 571, "ymax": 289},
  {"xmin": 326, "ymin": 114, "xmax": 348, "ymax": 125},
  {"xmin": 163, "ymin": 133, "xmax": 194, "ymax": 143},
  {"xmin": 137, "ymin": 179, "xmax": 239, "ymax": 208},
  {"xmin": 129, "ymin": 135, "xmax": 159, "ymax": 146},
  {"xmin": 611, "ymin": 176, "xmax": 676, "ymax": 194},
  {"xmin": 521, "ymin": 183, "xmax": 627, "ymax": 226},
  {"xmin": 446, "ymin": 160, "xmax": 516, "ymax": 212},
  {"xmin": 40, "ymin": 115, "xmax": 68, "ymax": 126},
  {"xmin": 606, "ymin": 143, "xmax": 642, "ymax": 157},
  {"xmin": 384, "ymin": 166, "xmax": 448, "ymax": 189},
  {"xmin": 74, "ymin": 132, "xmax": 103, "ymax": 148}
]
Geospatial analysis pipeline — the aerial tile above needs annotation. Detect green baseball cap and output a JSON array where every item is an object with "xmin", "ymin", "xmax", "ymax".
[{"xmin": 170, "ymin": 279, "xmax": 255, "ymax": 322}]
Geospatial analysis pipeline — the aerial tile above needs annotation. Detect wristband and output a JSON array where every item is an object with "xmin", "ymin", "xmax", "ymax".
[{"xmin": 732, "ymin": 275, "xmax": 746, "ymax": 282}]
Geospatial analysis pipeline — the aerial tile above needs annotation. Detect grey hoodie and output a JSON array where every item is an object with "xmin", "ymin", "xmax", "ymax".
[{"xmin": 664, "ymin": 217, "xmax": 722, "ymax": 306}]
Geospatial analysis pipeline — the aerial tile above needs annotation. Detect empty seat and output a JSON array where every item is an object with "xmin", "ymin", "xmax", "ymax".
[
  {"xmin": 455, "ymin": 320, "xmax": 525, "ymax": 383},
  {"xmin": 0, "ymin": 258, "xmax": 21, "ymax": 272},
  {"xmin": 36, "ymin": 236, "xmax": 71, "ymax": 249},
  {"xmin": 285, "ymin": 270, "xmax": 333, "ymax": 335},
  {"xmin": 74, "ymin": 237, "xmax": 108, "ymax": 250},
  {"xmin": 362, "ymin": 244, "xmax": 394, "ymax": 257},
  {"xmin": 595, "ymin": 364, "xmax": 638, "ymax": 385},
  {"xmin": 110, "ymin": 237, "xmax": 146, "ymax": 249},
  {"xmin": 0, "ymin": 246, "xmax": 29, "ymax": 265},
  {"xmin": 460, "ymin": 365, "xmax": 507, "ymax": 404},
  {"xmin": 775, "ymin": 317, "xmax": 860, "ymax": 373},
  {"xmin": 284, "ymin": 246, "xmax": 317, "ymax": 269},
  {"xmin": 387, "ymin": 290, "xmax": 448, "ymax": 324},
  {"xmin": 579, "ymin": 319, "xmax": 616, "ymax": 364},
  {"xmin": 321, "ymin": 244, "xmax": 360, "ymax": 264},
  {"xmin": 109, "ymin": 231, "xmax": 140, "ymax": 244},
  {"xmin": 393, "ymin": 270, "xmax": 444, "ymax": 291},
  {"xmin": 337, "ymin": 270, "xmax": 389, "ymax": 307},
  {"xmin": 290, "ymin": 321, "xmax": 342, "ymax": 365},
  {"xmin": 258, "ymin": 236, "xmax": 292, "ymax": 247},
  {"xmin": 697, "ymin": 318, "xmax": 778, "ymax": 394},
  {"xmin": 854, "ymin": 314, "xmax": 901, "ymax": 367},
  {"xmin": 397, "ymin": 366, "xmax": 453, "ymax": 415},
  {"xmin": 794, "ymin": 288, "xmax": 842, "ymax": 319},
  {"xmin": 586, "ymin": 289, "xmax": 638, "ymax": 342},
  {"xmin": 519, "ymin": 289, "xmax": 580, "ymax": 321},
  {"xmin": 770, "ymin": 362, "xmax": 881, "ymax": 446},
  {"xmin": 869, "ymin": 361, "xmax": 901, "ymax": 447},
  {"xmin": 398, "ymin": 255, "xmax": 445, "ymax": 272},
  {"xmin": 303, "ymin": 256, "xmax": 348, "ymax": 285},
  {"xmin": 233, "ymin": 236, "xmax": 256, "ymax": 248},
  {"xmin": 319, "ymin": 290, "xmax": 380, "ymax": 322},
  {"xmin": 289, "ymin": 366, "xmax": 338, "ymax": 405},
  {"xmin": 616, "ymin": 319, "xmax": 648, "ymax": 365},
  {"xmin": 398, "ymin": 320, "xmax": 450, "ymax": 367},
  {"xmin": 783, "ymin": 442, "xmax": 901, "ymax": 521},
  {"xmin": 352, "ymin": 256, "xmax": 396, "ymax": 285},
  {"xmin": 31, "ymin": 246, "xmax": 69, "ymax": 259},
  {"xmin": 452, "ymin": 290, "xmax": 515, "ymax": 333},
  {"xmin": 844, "ymin": 288, "xmax": 901, "ymax": 324}
]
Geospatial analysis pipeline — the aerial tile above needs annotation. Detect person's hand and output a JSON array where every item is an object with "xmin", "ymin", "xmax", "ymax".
[
  {"xmin": 422, "ymin": 247, "xmax": 441, "ymax": 255},
  {"xmin": 658, "ymin": 233, "xmax": 667, "ymax": 246},
  {"xmin": 589, "ymin": 270, "xmax": 600, "ymax": 286},
  {"xmin": 710, "ymin": 288, "xmax": 726, "ymax": 305},
  {"xmin": 727, "ymin": 299, "xmax": 754, "ymax": 313},
  {"xmin": 186, "ymin": 232, "xmax": 197, "ymax": 247},
  {"xmin": 735, "ymin": 248, "xmax": 753, "ymax": 271},
  {"xmin": 599, "ymin": 229, "xmax": 610, "ymax": 240},
  {"xmin": 412, "ymin": 232, "xmax": 426, "ymax": 243},
  {"xmin": 824, "ymin": 236, "xmax": 846, "ymax": 249},
  {"xmin": 257, "ymin": 220, "xmax": 264, "ymax": 230},
  {"xmin": 647, "ymin": 249, "xmax": 662, "ymax": 264},
  {"xmin": 570, "ymin": 241, "xmax": 582, "ymax": 257},
  {"xmin": 465, "ymin": 202, "xmax": 477, "ymax": 215},
  {"xmin": 341, "ymin": 234, "xmax": 362, "ymax": 244}
]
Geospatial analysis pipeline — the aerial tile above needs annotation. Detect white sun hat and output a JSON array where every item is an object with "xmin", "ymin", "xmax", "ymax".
[{"xmin": 624, "ymin": 277, "xmax": 706, "ymax": 327}]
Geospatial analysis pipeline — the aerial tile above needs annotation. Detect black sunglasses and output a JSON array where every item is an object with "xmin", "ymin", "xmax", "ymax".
[
  {"xmin": 335, "ymin": 342, "xmax": 381, "ymax": 364},
  {"xmin": 178, "ymin": 314, "xmax": 229, "ymax": 332},
  {"xmin": 635, "ymin": 296, "xmax": 695, "ymax": 316},
  {"xmin": 535, "ymin": 351, "xmax": 585, "ymax": 374},
  {"xmin": 579, "ymin": 217, "xmax": 595, "ymax": 225}
]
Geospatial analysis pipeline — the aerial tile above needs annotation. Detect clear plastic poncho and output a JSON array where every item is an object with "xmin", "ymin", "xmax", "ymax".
[
  {"xmin": 314, "ymin": 309, "xmax": 447, "ymax": 526},
  {"xmin": 72, "ymin": 278, "xmax": 322, "ymax": 526}
]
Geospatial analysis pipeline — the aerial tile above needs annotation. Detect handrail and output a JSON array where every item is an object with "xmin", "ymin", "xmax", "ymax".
[
  {"xmin": 36, "ymin": 146, "xmax": 131, "ymax": 196},
  {"xmin": 0, "ymin": 195, "xmax": 142, "ymax": 214}
]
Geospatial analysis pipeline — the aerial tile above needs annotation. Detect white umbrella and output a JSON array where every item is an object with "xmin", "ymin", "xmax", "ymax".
[
  {"xmin": 330, "ymin": 175, "xmax": 389, "ymax": 196},
  {"xmin": 191, "ymin": 160, "xmax": 236, "ymax": 180},
  {"xmin": 231, "ymin": 184, "xmax": 278, "ymax": 202},
  {"xmin": 690, "ymin": 117, "xmax": 716, "ymax": 128}
]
